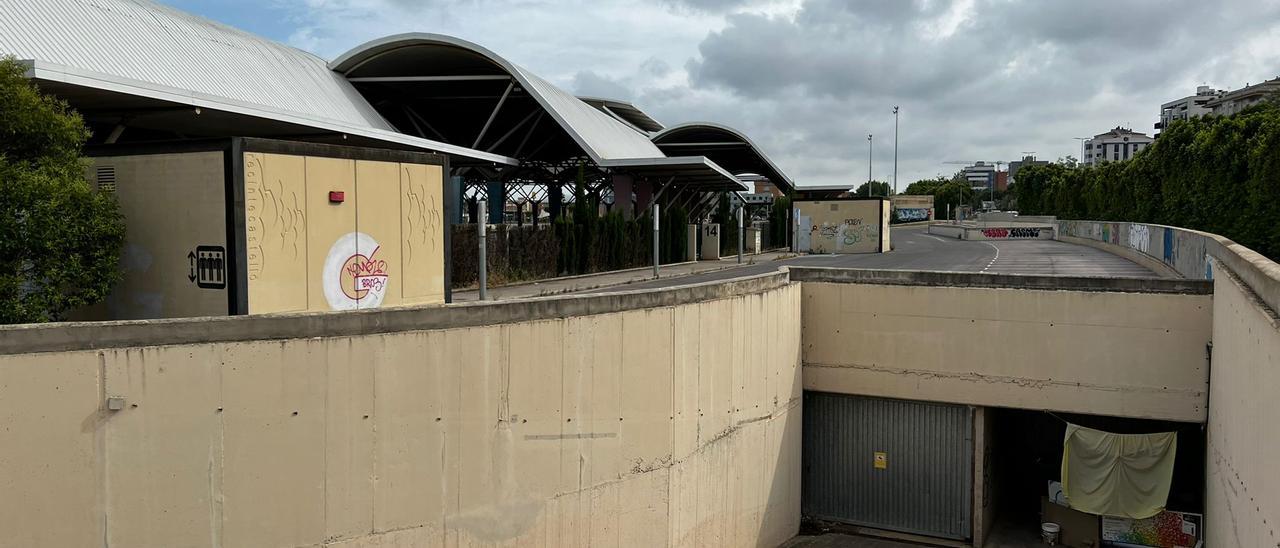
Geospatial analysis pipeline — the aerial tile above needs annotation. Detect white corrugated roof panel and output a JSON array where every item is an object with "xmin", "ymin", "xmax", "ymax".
[
  {"xmin": 0, "ymin": 0, "xmax": 390, "ymax": 130},
  {"xmin": 330, "ymin": 33, "xmax": 667, "ymax": 164},
  {"xmin": 1, "ymin": 0, "xmax": 517, "ymax": 163}
]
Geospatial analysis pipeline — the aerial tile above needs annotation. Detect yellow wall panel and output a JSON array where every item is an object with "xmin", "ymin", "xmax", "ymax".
[
  {"xmin": 400, "ymin": 163, "xmax": 445, "ymax": 303},
  {"xmin": 354, "ymin": 160, "xmax": 403, "ymax": 309},
  {"xmin": 305, "ymin": 157, "xmax": 358, "ymax": 311},
  {"xmin": 245, "ymin": 152, "xmax": 309, "ymax": 314}
]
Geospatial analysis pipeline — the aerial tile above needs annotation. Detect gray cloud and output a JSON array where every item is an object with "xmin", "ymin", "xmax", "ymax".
[
  {"xmin": 177, "ymin": 0, "xmax": 1280, "ymax": 186},
  {"xmin": 674, "ymin": 0, "xmax": 1280, "ymax": 184},
  {"xmin": 571, "ymin": 70, "xmax": 634, "ymax": 101}
]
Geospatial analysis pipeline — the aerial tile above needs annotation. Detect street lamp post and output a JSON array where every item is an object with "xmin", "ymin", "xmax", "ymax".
[
  {"xmin": 867, "ymin": 134, "xmax": 873, "ymax": 196},
  {"xmin": 892, "ymin": 106, "xmax": 899, "ymax": 195},
  {"xmin": 1073, "ymin": 137, "xmax": 1087, "ymax": 167}
]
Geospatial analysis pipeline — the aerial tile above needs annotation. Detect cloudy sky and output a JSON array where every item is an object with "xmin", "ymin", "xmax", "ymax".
[{"xmin": 162, "ymin": 0, "xmax": 1280, "ymax": 188}]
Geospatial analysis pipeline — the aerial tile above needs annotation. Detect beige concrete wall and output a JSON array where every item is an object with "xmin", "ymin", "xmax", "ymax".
[
  {"xmin": 1205, "ymin": 267, "xmax": 1280, "ymax": 547},
  {"xmin": 0, "ymin": 282, "xmax": 801, "ymax": 548},
  {"xmin": 961, "ymin": 225, "xmax": 1055, "ymax": 240},
  {"xmin": 794, "ymin": 199, "xmax": 886, "ymax": 254},
  {"xmin": 890, "ymin": 195, "xmax": 933, "ymax": 222},
  {"xmin": 79, "ymin": 152, "xmax": 229, "ymax": 319},
  {"xmin": 801, "ymin": 281, "xmax": 1212, "ymax": 422},
  {"xmin": 245, "ymin": 154, "xmax": 445, "ymax": 314}
]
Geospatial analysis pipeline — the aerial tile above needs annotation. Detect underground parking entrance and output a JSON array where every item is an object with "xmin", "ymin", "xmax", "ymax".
[{"xmin": 798, "ymin": 393, "xmax": 1206, "ymax": 547}]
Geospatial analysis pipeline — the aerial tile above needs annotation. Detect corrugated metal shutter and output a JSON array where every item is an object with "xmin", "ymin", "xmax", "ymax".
[{"xmin": 803, "ymin": 392, "xmax": 973, "ymax": 540}]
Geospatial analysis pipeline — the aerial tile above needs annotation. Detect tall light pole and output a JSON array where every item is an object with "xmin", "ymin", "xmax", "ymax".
[
  {"xmin": 892, "ymin": 106, "xmax": 900, "ymax": 195},
  {"xmin": 1072, "ymin": 137, "xmax": 1087, "ymax": 166},
  {"xmin": 867, "ymin": 134, "xmax": 873, "ymax": 196}
]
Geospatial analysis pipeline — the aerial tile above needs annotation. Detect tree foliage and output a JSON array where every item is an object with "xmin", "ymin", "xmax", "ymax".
[
  {"xmin": 0, "ymin": 56, "xmax": 125, "ymax": 323},
  {"xmin": 768, "ymin": 195, "xmax": 791, "ymax": 248},
  {"xmin": 1014, "ymin": 102, "xmax": 1280, "ymax": 259},
  {"xmin": 854, "ymin": 180, "xmax": 891, "ymax": 197},
  {"xmin": 903, "ymin": 176, "xmax": 975, "ymax": 220}
]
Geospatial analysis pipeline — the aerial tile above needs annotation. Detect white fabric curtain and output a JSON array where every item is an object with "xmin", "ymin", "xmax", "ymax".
[{"xmin": 1061, "ymin": 423, "xmax": 1177, "ymax": 519}]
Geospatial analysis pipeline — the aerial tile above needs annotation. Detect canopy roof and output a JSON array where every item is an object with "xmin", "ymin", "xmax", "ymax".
[
  {"xmin": 0, "ymin": 0, "xmax": 510, "ymax": 164},
  {"xmin": 330, "ymin": 34, "xmax": 665, "ymax": 165},
  {"xmin": 578, "ymin": 97, "xmax": 665, "ymax": 133},
  {"xmin": 652, "ymin": 122, "xmax": 795, "ymax": 192},
  {"xmin": 599, "ymin": 157, "xmax": 748, "ymax": 192}
]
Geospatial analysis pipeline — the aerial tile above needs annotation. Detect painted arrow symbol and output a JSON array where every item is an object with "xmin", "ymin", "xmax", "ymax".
[{"xmin": 188, "ymin": 251, "xmax": 197, "ymax": 283}]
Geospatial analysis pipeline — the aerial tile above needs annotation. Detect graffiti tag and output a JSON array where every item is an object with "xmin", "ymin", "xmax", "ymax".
[
  {"xmin": 981, "ymin": 227, "xmax": 1041, "ymax": 239},
  {"xmin": 896, "ymin": 208, "xmax": 929, "ymax": 222},
  {"xmin": 323, "ymin": 232, "xmax": 390, "ymax": 310},
  {"xmin": 341, "ymin": 246, "xmax": 389, "ymax": 301},
  {"xmin": 1129, "ymin": 224, "xmax": 1150, "ymax": 253}
]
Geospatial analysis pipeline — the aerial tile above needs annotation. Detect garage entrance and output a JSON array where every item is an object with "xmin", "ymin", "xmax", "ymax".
[
  {"xmin": 985, "ymin": 408, "xmax": 1206, "ymax": 547},
  {"xmin": 801, "ymin": 392, "xmax": 973, "ymax": 541}
]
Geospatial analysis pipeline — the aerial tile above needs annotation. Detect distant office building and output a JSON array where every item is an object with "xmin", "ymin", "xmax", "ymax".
[
  {"xmin": 1205, "ymin": 77, "xmax": 1280, "ymax": 117},
  {"xmin": 962, "ymin": 162, "xmax": 997, "ymax": 191},
  {"xmin": 1083, "ymin": 128, "xmax": 1153, "ymax": 166},
  {"xmin": 995, "ymin": 171, "xmax": 1009, "ymax": 192},
  {"xmin": 745, "ymin": 175, "xmax": 785, "ymax": 197},
  {"xmin": 1008, "ymin": 155, "xmax": 1048, "ymax": 185},
  {"xmin": 1156, "ymin": 86, "xmax": 1224, "ymax": 133},
  {"xmin": 792, "ymin": 185, "xmax": 856, "ymax": 200}
]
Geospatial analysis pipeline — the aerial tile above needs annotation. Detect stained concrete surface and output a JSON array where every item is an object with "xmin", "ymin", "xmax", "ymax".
[
  {"xmin": 591, "ymin": 226, "xmax": 1154, "ymax": 294},
  {"xmin": 780, "ymin": 533, "xmax": 939, "ymax": 547},
  {"xmin": 452, "ymin": 226, "xmax": 1156, "ymax": 302}
]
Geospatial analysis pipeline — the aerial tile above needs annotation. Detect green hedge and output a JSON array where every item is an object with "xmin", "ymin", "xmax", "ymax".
[
  {"xmin": 451, "ymin": 204, "xmax": 693, "ymax": 289},
  {"xmin": 1014, "ymin": 101, "xmax": 1280, "ymax": 259}
]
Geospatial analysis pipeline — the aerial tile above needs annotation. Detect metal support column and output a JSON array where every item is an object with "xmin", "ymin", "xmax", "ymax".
[
  {"xmin": 478, "ymin": 199, "xmax": 488, "ymax": 301},
  {"xmin": 652, "ymin": 202, "xmax": 660, "ymax": 279},
  {"xmin": 737, "ymin": 203, "xmax": 744, "ymax": 264}
]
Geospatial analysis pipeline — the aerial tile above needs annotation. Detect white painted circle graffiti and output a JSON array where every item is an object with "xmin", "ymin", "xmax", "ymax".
[{"xmin": 322, "ymin": 232, "xmax": 389, "ymax": 310}]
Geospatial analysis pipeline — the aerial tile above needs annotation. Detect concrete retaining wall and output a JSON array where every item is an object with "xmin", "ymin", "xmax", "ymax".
[
  {"xmin": 1058, "ymin": 219, "xmax": 1280, "ymax": 546},
  {"xmin": 926, "ymin": 222, "xmax": 1055, "ymax": 241},
  {"xmin": 1058, "ymin": 220, "xmax": 1215, "ymax": 280},
  {"xmin": 0, "ymin": 274, "xmax": 802, "ymax": 548},
  {"xmin": 793, "ymin": 268, "xmax": 1213, "ymax": 422}
]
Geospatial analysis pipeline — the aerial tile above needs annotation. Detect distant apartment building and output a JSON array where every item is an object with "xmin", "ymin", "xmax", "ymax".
[
  {"xmin": 1156, "ymin": 85, "xmax": 1224, "ymax": 133},
  {"xmin": 962, "ymin": 162, "xmax": 997, "ymax": 191},
  {"xmin": 1008, "ymin": 155, "xmax": 1048, "ymax": 185},
  {"xmin": 1205, "ymin": 77, "xmax": 1280, "ymax": 117},
  {"xmin": 1083, "ymin": 127, "xmax": 1153, "ymax": 166}
]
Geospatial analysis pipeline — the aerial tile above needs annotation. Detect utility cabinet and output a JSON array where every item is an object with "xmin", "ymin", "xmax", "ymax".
[{"xmin": 79, "ymin": 138, "xmax": 451, "ymax": 320}]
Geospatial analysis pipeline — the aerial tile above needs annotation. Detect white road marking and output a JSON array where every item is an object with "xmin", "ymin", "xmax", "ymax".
[
  {"xmin": 981, "ymin": 242, "xmax": 1000, "ymax": 272},
  {"xmin": 922, "ymin": 234, "xmax": 952, "ymax": 243}
]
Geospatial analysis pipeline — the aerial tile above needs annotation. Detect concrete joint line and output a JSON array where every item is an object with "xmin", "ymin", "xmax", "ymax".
[
  {"xmin": 803, "ymin": 361, "xmax": 1205, "ymax": 396},
  {"xmin": 540, "ymin": 395, "xmax": 800, "ymax": 502}
]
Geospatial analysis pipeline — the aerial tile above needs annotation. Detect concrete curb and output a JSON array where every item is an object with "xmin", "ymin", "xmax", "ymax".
[
  {"xmin": 1, "ymin": 271, "xmax": 794, "ymax": 355},
  {"xmin": 458, "ymin": 253, "xmax": 791, "ymax": 300},
  {"xmin": 787, "ymin": 266, "xmax": 1212, "ymax": 295},
  {"xmin": 454, "ymin": 260, "xmax": 701, "ymax": 293}
]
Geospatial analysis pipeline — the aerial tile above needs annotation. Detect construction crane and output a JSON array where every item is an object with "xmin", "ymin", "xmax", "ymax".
[{"xmin": 942, "ymin": 160, "xmax": 1005, "ymax": 210}]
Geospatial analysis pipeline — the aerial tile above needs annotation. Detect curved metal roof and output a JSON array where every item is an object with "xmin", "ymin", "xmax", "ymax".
[
  {"xmin": 331, "ymin": 34, "xmax": 666, "ymax": 164},
  {"xmin": 0, "ymin": 0, "xmax": 513, "ymax": 164},
  {"xmin": 577, "ymin": 96, "xmax": 665, "ymax": 133},
  {"xmin": 652, "ymin": 122, "xmax": 795, "ymax": 192}
]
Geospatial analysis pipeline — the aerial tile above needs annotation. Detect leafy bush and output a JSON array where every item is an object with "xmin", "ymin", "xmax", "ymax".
[
  {"xmin": 0, "ymin": 56, "xmax": 124, "ymax": 323},
  {"xmin": 1014, "ymin": 102, "xmax": 1280, "ymax": 259}
]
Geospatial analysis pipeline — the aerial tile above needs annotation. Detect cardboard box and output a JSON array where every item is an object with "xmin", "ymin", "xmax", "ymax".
[
  {"xmin": 1042, "ymin": 496, "xmax": 1101, "ymax": 547},
  {"xmin": 1101, "ymin": 510, "xmax": 1202, "ymax": 548}
]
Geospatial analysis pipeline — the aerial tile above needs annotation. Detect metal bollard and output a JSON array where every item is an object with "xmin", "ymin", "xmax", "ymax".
[{"xmin": 478, "ymin": 199, "xmax": 487, "ymax": 301}]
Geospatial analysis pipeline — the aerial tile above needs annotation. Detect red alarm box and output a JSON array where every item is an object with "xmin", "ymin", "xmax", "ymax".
[{"xmin": 328, "ymin": 191, "xmax": 345, "ymax": 203}]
